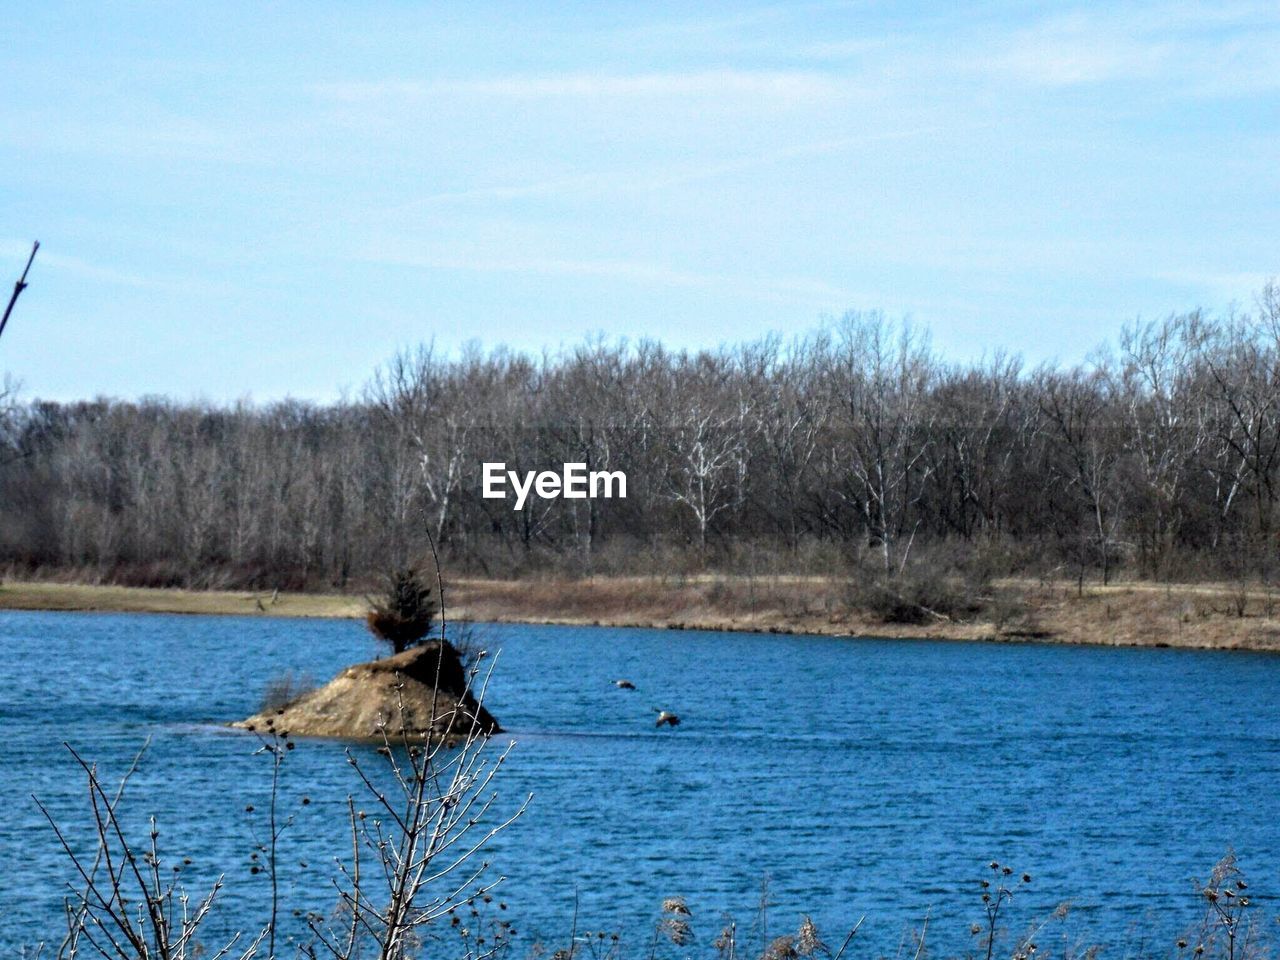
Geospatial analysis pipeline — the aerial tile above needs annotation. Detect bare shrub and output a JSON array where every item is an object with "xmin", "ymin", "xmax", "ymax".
[
  {"xmin": 840, "ymin": 542, "xmax": 1012, "ymax": 625},
  {"xmin": 847, "ymin": 567, "xmax": 986, "ymax": 625},
  {"xmin": 258, "ymin": 669, "xmax": 315, "ymax": 712},
  {"xmin": 1182, "ymin": 851, "xmax": 1263, "ymax": 960},
  {"xmin": 447, "ymin": 619, "xmax": 490, "ymax": 669},
  {"xmin": 33, "ymin": 741, "xmax": 265, "ymax": 959},
  {"xmin": 301, "ymin": 657, "xmax": 526, "ymax": 959}
]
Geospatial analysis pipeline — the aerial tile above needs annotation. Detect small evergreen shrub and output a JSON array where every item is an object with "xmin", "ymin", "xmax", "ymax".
[{"xmin": 366, "ymin": 567, "xmax": 437, "ymax": 653}]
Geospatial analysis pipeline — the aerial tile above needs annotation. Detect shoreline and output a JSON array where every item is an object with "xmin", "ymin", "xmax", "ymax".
[{"xmin": 4, "ymin": 576, "xmax": 1280, "ymax": 652}]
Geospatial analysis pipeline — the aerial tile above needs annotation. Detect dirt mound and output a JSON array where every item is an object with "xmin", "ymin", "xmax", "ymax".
[{"xmin": 233, "ymin": 641, "xmax": 500, "ymax": 741}]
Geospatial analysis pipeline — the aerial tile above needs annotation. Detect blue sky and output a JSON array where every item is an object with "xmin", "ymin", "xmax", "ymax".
[{"xmin": 3, "ymin": 1, "xmax": 1278, "ymax": 401}]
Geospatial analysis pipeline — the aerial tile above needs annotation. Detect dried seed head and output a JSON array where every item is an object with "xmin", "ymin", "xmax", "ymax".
[
  {"xmin": 661, "ymin": 896, "xmax": 691, "ymax": 916},
  {"xmin": 796, "ymin": 917, "xmax": 826, "ymax": 957},
  {"xmin": 660, "ymin": 918, "xmax": 693, "ymax": 947}
]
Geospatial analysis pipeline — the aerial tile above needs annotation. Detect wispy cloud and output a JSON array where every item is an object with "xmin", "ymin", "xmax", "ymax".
[
  {"xmin": 358, "ymin": 246, "xmax": 858, "ymax": 308},
  {"xmin": 319, "ymin": 69, "xmax": 843, "ymax": 104},
  {"xmin": 957, "ymin": 4, "xmax": 1280, "ymax": 92},
  {"xmin": 0, "ymin": 112, "xmax": 261, "ymax": 165},
  {"xmin": 395, "ymin": 126, "xmax": 938, "ymax": 210},
  {"xmin": 982, "ymin": 29, "xmax": 1171, "ymax": 87},
  {"xmin": 8, "ymin": 0, "xmax": 1278, "ymax": 400}
]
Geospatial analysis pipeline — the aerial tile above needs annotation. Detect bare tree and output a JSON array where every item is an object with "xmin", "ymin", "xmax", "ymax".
[
  {"xmin": 826, "ymin": 313, "xmax": 936, "ymax": 574},
  {"xmin": 1038, "ymin": 366, "xmax": 1125, "ymax": 587},
  {"xmin": 659, "ymin": 352, "xmax": 755, "ymax": 557},
  {"xmin": 8, "ymin": 283, "xmax": 1280, "ymax": 586}
]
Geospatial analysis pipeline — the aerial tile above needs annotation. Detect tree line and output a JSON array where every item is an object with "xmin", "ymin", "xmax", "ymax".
[{"xmin": 3, "ymin": 290, "xmax": 1280, "ymax": 589}]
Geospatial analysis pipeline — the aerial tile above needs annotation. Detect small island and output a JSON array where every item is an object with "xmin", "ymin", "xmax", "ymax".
[
  {"xmin": 233, "ymin": 640, "xmax": 499, "ymax": 741},
  {"xmin": 235, "ymin": 569, "xmax": 500, "ymax": 741}
]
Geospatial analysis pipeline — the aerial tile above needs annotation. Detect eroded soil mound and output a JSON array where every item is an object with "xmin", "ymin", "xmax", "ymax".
[{"xmin": 233, "ymin": 641, "xmax": 500, "ymax": 741}]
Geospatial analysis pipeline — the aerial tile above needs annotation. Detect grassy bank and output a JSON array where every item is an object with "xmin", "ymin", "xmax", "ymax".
[{"xmin": 5, "ymin": 575, "xmax": 1280, "ymax": 652}]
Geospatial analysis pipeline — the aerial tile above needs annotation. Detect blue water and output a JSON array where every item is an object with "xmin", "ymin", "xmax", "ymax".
[{"xmin": 2, "ymin": 611, "xmax": 1279, "ymax": 956}]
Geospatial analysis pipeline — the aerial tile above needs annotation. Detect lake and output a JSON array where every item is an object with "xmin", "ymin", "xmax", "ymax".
[{"xmin": 2, "ymin": 610, "xmax": 1278, "ymax": 955}]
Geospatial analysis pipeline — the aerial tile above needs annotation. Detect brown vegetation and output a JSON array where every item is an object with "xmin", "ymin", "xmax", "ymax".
[
  {"xmin": 7, "ymin": 300, "xmax": 1280, "ymax": 593},
  {"xmin": 258, "ymin": 668, "xmax": 316, "ymax": 712},
  {"xmin": 448, "ymin": 575, "xmax": 1280, "ymax": 651},
  {"xmin": 366, "ymin": 568, "xmax": 438, "ymax": 654},
  {"xmin": 8, "ymin": 574, "xmax": 1273, "ymax": 650},
  {"xmin": 0, "ymin": 579, "xmax": 364, "ymax": 617}
]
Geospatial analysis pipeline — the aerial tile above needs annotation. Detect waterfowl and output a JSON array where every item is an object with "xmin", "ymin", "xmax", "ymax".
[
  {"xmin": 613, "ymin": 679, "xmax": 636, "ymax": 690},
  {"xmin": 655, "ymin": 710, "xmax": 680, "ymax": 728}
]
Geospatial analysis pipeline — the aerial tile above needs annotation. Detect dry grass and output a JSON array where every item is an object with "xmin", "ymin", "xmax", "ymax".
[
  {"xmin": 5, "ymin": 575, "xmax": 1280, "ymax": 651},
  {"xmin": 0, "ymin": 580, "xmax": 363, "ymax": 618},
  {"xmin": 451, "ymin": 576, "xmax": 1280, "ymax": 651},
  {"xmin": 996, "ymin": 580, "xmax": 1280, "ymax": 651}
]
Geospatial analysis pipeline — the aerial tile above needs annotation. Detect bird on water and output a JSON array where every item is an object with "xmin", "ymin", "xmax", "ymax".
[
  {"xmin": 655, "ymin": 710, "xmax": 680, "ymax": 728},
  {"xmin": 612, "ymin": 679, "xmax": 636, "ymax": 690}
]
